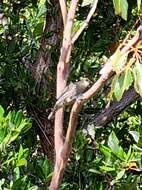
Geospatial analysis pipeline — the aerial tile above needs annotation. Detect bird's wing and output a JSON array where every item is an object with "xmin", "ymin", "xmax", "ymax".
[
  {"xmin": 56, "ymin": 82, "xmax": 74, "ymax": 100},
  {"xmin": 55, "ymin": 83, "xmax": 76, "ymax": 107}
]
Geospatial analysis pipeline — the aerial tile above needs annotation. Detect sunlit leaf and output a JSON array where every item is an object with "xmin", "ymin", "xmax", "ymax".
[
  {"xmin": 81, "ymin": 0, "xmax": 94, "ymax": 7},
  {"xmin": 108, "ymin": 131, "xmax": 119, "ymax": 149},
  {"xmin": 113, "ymin": 74, "xmax": 124, "ymax": 101},
  {"xmin": 113, "ymin": 0, "xmax": 128, "ymax": 20},
  {"xmin": 133, "ymin": 61, "xmax": 142, "ymax": 97},
  {"xmin": 14, "ymin": 111, "xmax": 22, "ymax": 127},
  {"xmin": 129, "ymin": 131, "xmax": 139, "ymax": 143},
  {"xmin": 17, "ymin": 158, "xmax": 27, "ymax": 167},
  {"xmin": 122, "ymin": 68, "xmax": 133, "ymax": 92},
  {"xmin": 112, "ymin": 49, "xmax": 128, "ymax": 74},
  {"xmin": 125, "ymin": 146, "xmax": 132, "ymax": 162},
  {"xmin": 37, "ymin": 5, "xmax": 46, "ymax": 17},
  {"xmin": 115, "ymin": 169, "xmax": 125, "ymax": 181},
  {"xmin": 88, "ymin": 169, "xmax": 101, "ymax": 174},
  {"xmin": 0, "ymin": 179, "xmax": 5, "ymax": 188},
  {"xmin": 137, "ymin": 0, "xmax": 142, "ymax": 11},
  {"xmin": 99, "ymin": 144, "xmax": 112, "ymax": 157},
  {"xmin": 0, "ymin": 127, "xmax": 7, "ymax": 143},
  {"xmin": 108, "ymin": 131, "xmax": 126, "ymax": 160},
  {"xmin": 14, "ymin": 167, "xmax": 20, "ymax": 180},
  {"xmin": 18, "ymin": 145, "xmax": 25, "ymax": 160},
  {"xmin": 113, "ymin": 68, "xmax": 133, "ymax": 101},
  {"xmin": 0, "ymin": 105, "xmax": 4, "ymax": 117},
  {"xmin": 100, "ymin": 165, "xmax": 115, "ymax": 172},
  {"xmin": 112, "ymin": 49, "xmax": 122, "ymax": 73}
]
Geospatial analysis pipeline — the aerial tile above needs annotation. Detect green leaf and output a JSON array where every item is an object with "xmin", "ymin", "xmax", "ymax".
[
  {"xmin": 133, "ymin": 144, "xmax": 142, "ymax": 151},
  {"xmin": 125, "ymin": 146, "xmax": 132, "ymax": 162},
  {"xmin": 113, "ymin": 75, "xmax": 124, "ymax": 101},
  {"xmin": 75, "ymin": 152, "xmax": 81, "ymax": 161},
  {"xmin": 18, "ymin": 145, "xmax": 28, "ymax": 161},
  {"xmin": 81, "ymin": 0, "xmax": 94, "ymax": 7},
  {"xmin": 115, "ymin": 169, "xmax": 125, "ymax": 181},
  {"xmin": 0, "ymin": 105, "xmax": 4, "ymax": 117},
  {"xmin": 12, "ymin": 176, "xmax": 27, "ymax": 190},
  {"xmin": 122, "ymin": 68, "xmax": 133, "ymax": 92},
  {"xmin": 112, "ymin": 49, "xmax": 128, "ymax": 74},
  {"xmin": 129, "ymin": 131, "xmax": 139, "ymax": 143},
  {"xmin": 34, "ymin": 158, "xmax": 52, "ymax": 180},
  {"xmin": 42, "ymin": 159, "xmax": 52, "ymax": 178},
  {"xmin": 0, "ymin": 179, "xmax": 5, "ymax": 188},
  {"xmin": 37, "ymin": 5, "xmax": 46, "ymax": 17},
  {"xmin": 8, "ymin": 40, "xmax": 16, "ymax": 53},
  {"xmin": 108, "ymin": 131, "xmax": 119, "ymax": 149},
  {"xmin": 14, "ymin": 111, "xmax": 22, "ymax": 127},
  {"xmin": 99, "ymin": 144, "xmax": 112, "ymax": 157},
  {"xmin": 88, "ymin": 169, "xmax": 101, "ymax": 174},
  {"xmin": 72, "ymin": 20, "xmax": 83, "ymax": 35},
  {"xmin": 113, "ymin": 0, "xmax": 128, "ymax": 20},
  {"xmin": 33, "ymin": 22, "xmax": 44, "ymax": 37},
  {"xmin": 100, "ymin": 165, "xmax": 115, "ymax": 172},
  {"xmin": 108, "ymin": 131, "xmax": 125, "ymax": 160},
  {"xmin": 17, "ymin": 158, "xmax": 27, "ymax": 167},
  {"xmin": 14, "ymin": 167, "xmax": 20, "ymax": 180},
  {"xmin": 9, "ymin": 131, "xmax": 20, "ymax": 142},
  {"xmin": 28, "ymin": 186, "xmax": 38, "ymax": 190},
  {"xmin": 112, "ymin": 49, "xmax": 122, "ymax": 73},
  {"xmin": 0, "ymin": 127, "xmax": 7, "ymax": 143},
  {"xmin": 133, "ymin": 61, "xmax": 142, "ymax": 97},
  {"xmin": 113, "ymin": 68, "xmax": 133, "ymax": 101},
  {"xmin": 137, "ymin": 0, "xmax": 142, "ymax": 11}
]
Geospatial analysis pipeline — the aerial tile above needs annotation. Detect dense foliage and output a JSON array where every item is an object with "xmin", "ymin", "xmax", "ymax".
[
  {"xmin": 0, "ymin": 105, "xmax": 52, "ymax": 189},
  {"xmin": 0, "ymin": 0, "xmax": 142, "ymax": 189}
]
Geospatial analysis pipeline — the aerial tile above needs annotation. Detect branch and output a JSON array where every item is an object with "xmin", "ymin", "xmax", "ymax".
[
  {"xmin": 59, "ymin": 0, "xmax": 67, "ymax": 27},
  {"xmin": 50, "ymin": 5, "xmax": 142, "ymax": 190},
  {"xmin": 88, "ymin": 87, "xmax": 140, "ymax": 127},
  {"xmin": 72, "ymin": 0, "xmax": 99, "ymax": 44},
  {"xmin": 58, "ymin": 25, "xmax": 142, "ymax": 183},
  {"xmin": 50, "ymin": 1, "xmax": 100, "ymax": 188},
  {"xmin": 49, "ymin": 0, "xmax": 79, "ymax": 189}
]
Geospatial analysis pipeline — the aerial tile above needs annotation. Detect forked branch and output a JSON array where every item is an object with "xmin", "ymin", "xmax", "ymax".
[{"xmin": 61, "ymin": 25, "xmax": 142, "ymax": 182}]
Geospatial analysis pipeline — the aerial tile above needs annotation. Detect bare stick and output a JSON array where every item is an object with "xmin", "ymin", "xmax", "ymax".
[
  {"xmin": 59, "ymin": 0, "xmax": 67, "ymax": 27},
  {"xmin": 49, "ymin": 0, "xmax": 79, "ymax": 189},
  {"xmin": 72, "ymin": 0, "xmax": 99, "ymax": 44}
]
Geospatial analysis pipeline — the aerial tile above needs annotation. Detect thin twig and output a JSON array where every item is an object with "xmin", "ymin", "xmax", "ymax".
[
  {"xmin": 59, "ymin": 0, "xmax": 67, "ymax": 27},
  {"xmin": 72, "ymin": 0, "xmax": 98, "ymax": 43}
]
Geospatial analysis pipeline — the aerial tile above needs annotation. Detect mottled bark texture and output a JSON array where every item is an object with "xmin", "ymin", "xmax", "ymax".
[{"xmin": 30, "ymin": 0, "xmax": 62, "ymax": 162}]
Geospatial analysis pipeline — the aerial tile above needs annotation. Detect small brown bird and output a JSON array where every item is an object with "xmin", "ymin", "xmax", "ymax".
[{"xmin": 48, "ymin": 78, "xmax": 91, "ymax": 120}]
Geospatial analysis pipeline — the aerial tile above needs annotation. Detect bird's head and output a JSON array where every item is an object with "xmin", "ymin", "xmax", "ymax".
[{"xmin": 78, "ymin": 78, "xmax": 92, "ymax": 91}]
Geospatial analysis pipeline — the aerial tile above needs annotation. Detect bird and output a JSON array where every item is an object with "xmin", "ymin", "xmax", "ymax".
[{"xmin": 48, "ymin": 78, "xmax": 91, "ymax": 120}]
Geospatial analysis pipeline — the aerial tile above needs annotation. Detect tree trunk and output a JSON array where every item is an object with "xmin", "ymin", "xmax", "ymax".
[{"xmin": 30, "ymin": 0, "xmax": 62, "ymax": 163}]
